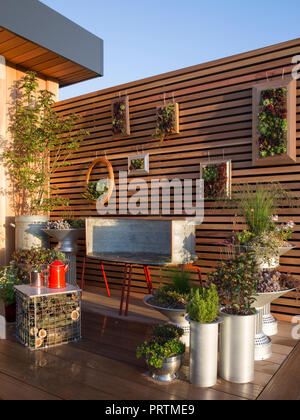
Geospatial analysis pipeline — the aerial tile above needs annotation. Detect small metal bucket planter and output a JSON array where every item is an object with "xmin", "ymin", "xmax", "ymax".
[
  {"xmin": 187, "ymin": 315, "xmax": 223, "ymax": 388},
  {"xmin": 146, "ymin": 354, "xmax": 182, "ymax": 382},
  {"xmin": 219, "ymin": 308, "xmax": 257, "ymax": 384}
]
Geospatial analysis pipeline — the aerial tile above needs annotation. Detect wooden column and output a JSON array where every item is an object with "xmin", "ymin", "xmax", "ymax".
[{"xmin": 0, "ymin": 56, "xmax": 7, "ymax": 266}]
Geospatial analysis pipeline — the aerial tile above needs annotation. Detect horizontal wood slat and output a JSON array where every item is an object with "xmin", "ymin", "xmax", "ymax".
[{"xmin": 52, "ymin": 38, "xmax": 300, "ymax": 320}]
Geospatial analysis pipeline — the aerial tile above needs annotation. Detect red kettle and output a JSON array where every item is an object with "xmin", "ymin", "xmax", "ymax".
[{"xmin": 42, "ymin": 260, "xmax": 69, "ymax": 289}]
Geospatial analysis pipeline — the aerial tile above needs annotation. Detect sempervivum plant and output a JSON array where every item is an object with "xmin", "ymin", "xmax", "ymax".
[
  {"xmin": 47, "ymin": 219, "xmax": 85, "ymax": 230},
  {"xmin": 258, "ymin": 88, "xmax": 288, "ymax": 158},
  {"xmin": 257, "ymin": 270, "xmax": 300, "ymax": 293}
]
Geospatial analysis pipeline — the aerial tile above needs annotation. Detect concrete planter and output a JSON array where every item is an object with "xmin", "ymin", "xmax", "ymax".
[
  {"xmin": 219, "ymin": 309, "xmax": 256, "ymax": 384},
  {"xmin": 14, "ymin": 215, "xmax": 49, "ymax": 251},
  {"xmin": 187, "ymin": 316, "xmax": 223, "ymax": 388}
]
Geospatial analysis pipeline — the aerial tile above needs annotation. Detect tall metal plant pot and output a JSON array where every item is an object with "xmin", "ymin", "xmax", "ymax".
[
  {"xmin": 14, "ymin": 215, "xmax": 49, "ymax": 251},
  {"xmin": 187, "ymin": 316, "xmax": 223, "ymax": 388},
  {"xmin": 146, "ymin": 355, "xmax": 182, "ymax": 382},
  {"xmin": 143, "ymin": 295, "xmax": 189, "ymax": 347},
  {"xmin": 43, "ymin": 229, "xmax": 84, "ymax": 287},
  {"xmin": 219, "ymin": 309, "xmax": 257, "ymax": 384}
]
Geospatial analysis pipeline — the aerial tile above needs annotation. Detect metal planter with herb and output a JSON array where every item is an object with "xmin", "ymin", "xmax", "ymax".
[{"xmin": 186, "ymin": 284, "xmax": 222, "ymax": 388}]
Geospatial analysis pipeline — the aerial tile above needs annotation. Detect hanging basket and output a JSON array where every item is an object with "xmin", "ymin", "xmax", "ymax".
[{"xmin": 84, "ymin": 157, "xmax": 115, "ymax": 204}]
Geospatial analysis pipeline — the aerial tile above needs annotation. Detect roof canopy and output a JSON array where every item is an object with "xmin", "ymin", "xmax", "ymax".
[{"xmin": 0, "ymin": 0, "xmax": 103, "ymax": 87}]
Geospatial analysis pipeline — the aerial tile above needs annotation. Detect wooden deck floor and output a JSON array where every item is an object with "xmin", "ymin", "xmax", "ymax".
[{"xmin": 0, "ymin": 288, "xmax": 299, "ymax": 400}]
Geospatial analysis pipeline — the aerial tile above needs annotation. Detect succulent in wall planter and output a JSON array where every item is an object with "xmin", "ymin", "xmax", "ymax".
[
  {"xmin": 136, "ymin": 324, "xmax": 185, "ymax": 382},
  {"xmin": 252, "ymin": 77, "xmax": 296, "ymax": 166},
  {"xmin": 154, "ymin": 102, "xmax": 179, "ymax": 142},
  {"xmin": 83, "ymin": 157, "xmax": 115, "ymax": 205},
  {"xmin": 186, "ymin": 285, "xmax": 222, "ymax": 388},
  {"xmin": 200, "ymin": 160, "xmax": 232, "ymax": 200},
  {"xmin": 128, "ymin": 153, "xmax": 150, "ymax": 175},
  {"xmin": 111, "ymin": 95, "xmax": 130, "ymax": 137}
]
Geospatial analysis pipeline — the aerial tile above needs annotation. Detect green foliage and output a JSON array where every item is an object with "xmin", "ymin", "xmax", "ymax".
[
  {"xmin": 130, "ymin": 158, "xmax": 144, "ymax": 170},
  {"xmin": 136, "ymin": 324, "xmax": 185, "ymax": 368},
  {"xmin": 0, "ymin": 265, "xmax": 22, "ymax": 306},
  {"xmin": 202, "ymin": 162, "xmax": 227, "ymax": 200},
  {"xmin": 187, "ymin": 284, "xmax": 219, "ymax": 323},
  {"xmin": 152, "ymin": 324, "xmax": 184, "ymax": 342},
  {"xmin": 13, "ymin": 248, "xmax": 66, "ymax": 272},
  {"xmin": 208, "ymin": 253, "xmax": 259, "ymax": 315},
  {"xmin": 4, "ymin": 72, "xmax": 88, "ymax": 215},
  {"xmin": 258, "ymin": 88, "xmax": 287, "ymax": 158},
  {"xmin": 152, "ymin": 269, "xmax": 192, "ymax": 309},
  {"xmin": 82, "ymin": 181, "xmax": 109, "ymax": 202},
  {"xmin": 153, "ymin": 103, "xmax": 177, "ymax": 142}
]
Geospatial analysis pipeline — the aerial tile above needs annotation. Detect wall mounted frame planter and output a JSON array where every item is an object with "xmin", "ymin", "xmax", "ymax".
[
  {"xmin": 111, "ymin": 95, "xmax": 130, "ymax": 138},
  {"xmin": 200, "ymin": 160, "xmax": 232, "ymax": 200},
  {"xmin": 154, "ymin": 102, "xmax": 180, "ymax": 142},
  {"xmin": 128, "ymin": 153, "xmax": 150, "ymax": 175},
  {"xmin": 252, "ymin": 77, "xmax": 296, "ymax": 166}
]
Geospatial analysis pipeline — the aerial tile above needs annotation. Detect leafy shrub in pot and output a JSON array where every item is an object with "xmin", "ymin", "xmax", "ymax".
[{"xmin": 0, "ymin": 265, "xmax": 23, "ymax": 322}]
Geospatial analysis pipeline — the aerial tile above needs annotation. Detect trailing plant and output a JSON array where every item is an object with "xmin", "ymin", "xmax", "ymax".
[
  {"xmin": 13, "ymin": 248, "xmax": 66, "ymax": 272},
  {"xmin": 149, "ymin": 269, "xmax": 192, "ymax": 309},
  {"xmin": 82, "ymin": 181, "xmax": 109, "ymax": 202},
  {"xmin": 0, "ymin": 265, "xmax": 22, "ymax": 306},
  {"xmin": 154, "ymin": 103, "xmax": 178, "ymax": 142},
  {"xmin": 4, "ymin": 72, "xmax": 89, "ymax": 215},
  {"xmin": 207, "ymin": 252, "xmax": 260, "ymax": 315},
  {"xmin": 186, "ymin": 284, "xmax": 219, "ymax": 323},
  {"xmin": 112, "ymin": 98, "xmax": 127, "ymax": 136},
  {"xmin": 202, "ymin": 162, "xmax": 228, "ymax": 200},
  {"xmin": 258, "ymin": 88, "xmax": 287, "ymax": 158},
  {"xmin": 136, "ymin": 324, "xmax": 185, "ymax": 368}
]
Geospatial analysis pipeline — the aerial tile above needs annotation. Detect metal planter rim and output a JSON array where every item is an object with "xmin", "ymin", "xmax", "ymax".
[
  {"xmin": 219, "ymin": 308, "xmax": 258, "ymax": 317},
  {"xmin": 186, "ymin": 315, "xmax": 223, "ymax": 325},
  {"xmin": 143, "ymin": 294, "xmax": 187, "ymax": 313}
]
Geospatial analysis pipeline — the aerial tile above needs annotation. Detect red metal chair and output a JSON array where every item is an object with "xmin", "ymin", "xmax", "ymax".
[{"xmin": 80, "ymin": 256, "xmax": 111, "ymax": 297}]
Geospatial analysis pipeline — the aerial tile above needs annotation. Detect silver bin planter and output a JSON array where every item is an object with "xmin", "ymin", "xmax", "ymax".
[
  {"xmin": 219, "ymin": 309, "xmax": 256, "ymax": 384},
  {"xmin": 147, "ymin": 354, "xmax": 182, "ymax": 382},
  {"xmin": 187, "ymin": 316, "xmax": 223, "ymax": 388}
]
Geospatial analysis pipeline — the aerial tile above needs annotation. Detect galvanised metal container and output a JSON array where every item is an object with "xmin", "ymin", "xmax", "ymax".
[
  {"xmin": 147, "ymin": 354, "xmax": 182, "ymax": 382},
  {"xmin": 14, "ymin": 215, "xmax": 49, "ymax": 251},
  {"xmin": 30, "ymin": 271, "xmax": 45, "ymax": 288},
  {"xmin": 187, "ymin": 316, "xmax": 223, "ymax": 388},
  {"xmin": 219, "ymin": 309, "xmax": 256, "ymax": 384}
]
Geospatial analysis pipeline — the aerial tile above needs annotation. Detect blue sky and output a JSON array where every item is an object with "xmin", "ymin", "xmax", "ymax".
[{"xmin": 41, "ymin": 0, "xmax": 300, "ymax": 101}]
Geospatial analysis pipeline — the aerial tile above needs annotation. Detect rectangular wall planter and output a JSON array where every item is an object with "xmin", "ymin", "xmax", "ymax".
[
  {"xmin": 111, "ymin": 95, "xmax": 130, "ymax": 138},
  {"xmin": 252, "ymin": 77, "xmax": 296, "ymax": 166},
  {"xmin": 200, "ymin": 160, "xmax": 232, "ymax": 200},
  {"xmin": 154, "ymin": 102, "xmax": 180, "ymax": 141},
  {"xmin": 128, "ymin": 153, "xmax": 150, "ymax": 175}
]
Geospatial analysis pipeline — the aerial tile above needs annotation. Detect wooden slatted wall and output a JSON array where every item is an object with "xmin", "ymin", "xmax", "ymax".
[{"xmin": 52, "ymin": 38, "xmax": 300, "ymax": 321}]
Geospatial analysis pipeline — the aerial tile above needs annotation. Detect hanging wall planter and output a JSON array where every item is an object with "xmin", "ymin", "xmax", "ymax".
[
  {"xmin": 83, "ymin": 157, "xmax": 115, "ymax": 204},
  {"xmin": 200, "ymin": 160, "xmax": 232, "ymax": 200},
  {"xmin": 154, "ymin": 102, "xmax": 180, "ymax": 142},
  {"xmin": 252, "ymin": 77, "xmax": 296, "ymax": 166},
  {"xmin": 111, "ymin": 95, "xmax": 130, "ymax": 138},
  {"xmin": 128, "ymin": 153, "xmax": 150, "ymax": 175}
]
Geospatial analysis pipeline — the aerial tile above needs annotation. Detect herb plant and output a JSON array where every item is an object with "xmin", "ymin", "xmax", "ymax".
[
  {"xmin": 136, "ymin": 324, "xmax": 185, "ymax": 368},
  {"xmin": 186, "ymin": 284, "xmax": 219, "ymax": 323},
  {"xmin": 258, "ymin": 88, "xmax": 287, "ymax": 158},
  {"xmin": 4, "ymin": 72, "xmax": 88, "ymax": 215}
]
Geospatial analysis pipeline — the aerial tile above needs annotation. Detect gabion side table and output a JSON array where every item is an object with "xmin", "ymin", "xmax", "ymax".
[{"xmin": 15, "ymin": 284, "xmax": 81, "ymax": 350}]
